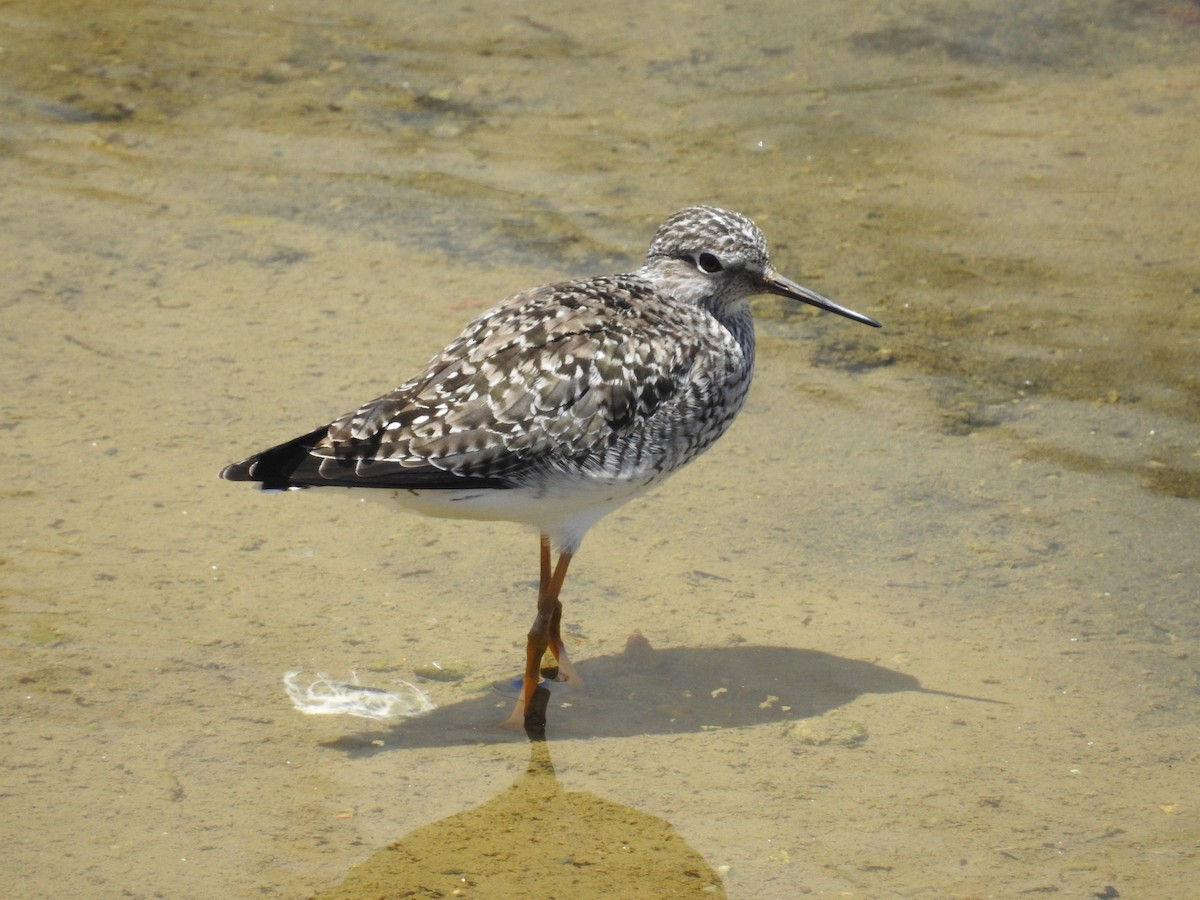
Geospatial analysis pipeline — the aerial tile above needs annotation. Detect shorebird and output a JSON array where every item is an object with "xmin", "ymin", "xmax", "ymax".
[{"xmin": 221, "ymin": 206, "xmax": 880, "ymax": 729}]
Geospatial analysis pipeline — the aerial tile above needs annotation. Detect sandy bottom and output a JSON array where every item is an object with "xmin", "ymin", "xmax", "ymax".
[{"xmin": 2, "ymin": 1, "xmax": 1197, "ymax": 897}]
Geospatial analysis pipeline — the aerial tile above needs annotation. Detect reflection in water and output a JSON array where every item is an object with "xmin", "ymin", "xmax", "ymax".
[{"xmin": 316, "ymin": 699, "xmax": 727, "ymax": 898}]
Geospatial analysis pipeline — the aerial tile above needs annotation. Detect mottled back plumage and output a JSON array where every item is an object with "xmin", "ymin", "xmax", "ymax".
[{"xmin": 222, "ymin": 205, "xmax": 879, "ymax": 552}]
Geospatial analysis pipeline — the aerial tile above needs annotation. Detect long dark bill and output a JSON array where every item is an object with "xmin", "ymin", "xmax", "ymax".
[{"xmin": 762, "ymin": 268, "xmax": 882, "ymax": 328}]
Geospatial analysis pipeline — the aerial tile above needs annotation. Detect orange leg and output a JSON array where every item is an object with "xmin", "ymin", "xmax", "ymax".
[{"xmin": 502, "ymin": 534, "xmax": 582, "ymax": 729}]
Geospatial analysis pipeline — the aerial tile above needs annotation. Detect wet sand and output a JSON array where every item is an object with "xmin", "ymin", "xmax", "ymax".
[{"xmin": 2, "ymin": 1, "xmax": 1197, "ymax": 897}]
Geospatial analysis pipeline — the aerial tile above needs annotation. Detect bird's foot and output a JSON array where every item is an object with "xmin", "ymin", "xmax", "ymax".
[{"xmin": 547, "ymin": 641, "xmax": 584, "ymax": 688}]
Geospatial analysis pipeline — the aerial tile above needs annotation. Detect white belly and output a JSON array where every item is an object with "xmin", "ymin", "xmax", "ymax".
[{"xmin": 359, "ymin": 472, "xmax": 669, "ymax": 554}]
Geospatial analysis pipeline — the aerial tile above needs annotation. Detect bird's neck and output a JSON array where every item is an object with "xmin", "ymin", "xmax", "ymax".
[{"xmin": 716, "ymin": 300, "xmax": 756, "ymax": 379}]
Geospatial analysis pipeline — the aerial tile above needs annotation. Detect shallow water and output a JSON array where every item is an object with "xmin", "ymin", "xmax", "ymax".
[{"xmin": 2, "ymin": 1, "xmax": 1198, "ymax": 897}]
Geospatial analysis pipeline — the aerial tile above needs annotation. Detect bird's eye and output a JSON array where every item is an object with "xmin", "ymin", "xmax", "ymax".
[{"xmin": 691, "ymin": 252, "xmax": 724, "ymax": 274}]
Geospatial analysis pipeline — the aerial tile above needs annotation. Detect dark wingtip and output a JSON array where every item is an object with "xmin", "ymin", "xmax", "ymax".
[
  {"xmin": 219, "ymin": 425, "xmax": 517, "ymax": 492},
  {"xmin": 219, "ymin": 425, "xmax": 330, "ymax": 489},
  {"xmin": 219, "ymin": 460, "xmax": 257, "ymax": 481}
]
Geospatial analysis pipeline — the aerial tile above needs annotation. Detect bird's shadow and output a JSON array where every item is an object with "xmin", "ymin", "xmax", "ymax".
[{"xmin": 319, "ymin": 634, "xmax": 998, "ymax": 754}]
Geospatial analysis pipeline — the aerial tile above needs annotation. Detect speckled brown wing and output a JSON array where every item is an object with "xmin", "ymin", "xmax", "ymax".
[{"xmin": 221, "ymin": 276, "xmax": 729, "ymax": 491}]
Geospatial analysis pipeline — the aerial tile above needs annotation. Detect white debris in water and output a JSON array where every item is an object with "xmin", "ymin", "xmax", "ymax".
[{"xmin": 283, "ymin": 670, "xmax": 436, "ymax": 720}]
